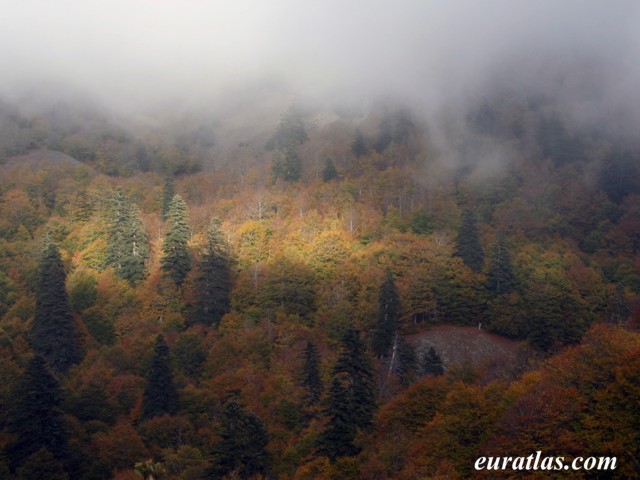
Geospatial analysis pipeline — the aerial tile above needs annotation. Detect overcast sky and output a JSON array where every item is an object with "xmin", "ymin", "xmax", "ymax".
[{"xmin": 1, "ymin": 0, "xmax": 639, "ymax": 115}]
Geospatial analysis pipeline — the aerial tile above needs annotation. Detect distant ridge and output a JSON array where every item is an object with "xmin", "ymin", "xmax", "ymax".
[{"xmin": 2, "ymin": 148, "xmax": 83, "ymax": 170}]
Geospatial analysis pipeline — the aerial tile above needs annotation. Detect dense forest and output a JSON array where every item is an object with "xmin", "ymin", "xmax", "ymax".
[{"xmin": 1, "ymin": 82, "xmax": 640, "ymax": 480}]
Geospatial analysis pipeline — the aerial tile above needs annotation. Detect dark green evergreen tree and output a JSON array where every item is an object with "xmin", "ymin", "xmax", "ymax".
[
  {"xmin": 486, "ymin": 232, "xmax": 517, "ymax": 294},
  {"xmin": 351, "ymin": 129, "xmax": 368, "ymax": 157},
  {"xmin": 454, "ymin": 209, "xmax": 484, "ymax": 272},
  {"xmin": 31, "ymin": 242, "xmax": 82, "ymax": 373},
  {"xmin": 283, "ymin": 148, "xmax": 302, "ymax": 182},
  {"xmin": 105, "ymin": 188, "xmax": 149, "ymax": 286},
  {"xmin": 301, "ymin": 341, "xmax": 323, "ymax": 407},
  {"xmin": 142, "ymin": 335, "xmax": 178, "ymax": 418},
  {"xmin": 394, "ymin": 336, "xmax": 418, "ymax": 388},
  {"xmin": 317, "ymin": 372, "xmax": 359, "ymax": 460},
  {"xmin": 209, "ymin": 400, "xmax": 270, "ymax": 479},
  {"xmin": 268, "ymin": 106, "xmax": 308, "ymax": 150},
  {"xmin": 318, "ymin": 329, "xmax": 376, "ymax": 460},
  {"xmin": 189, "ymin": 218, "xmax": 231, "ymax": 327},
  {"xmin": 374, "ymin": 116, "xmax": 393, "ymax": 153},
  {"xmin": 322, "ymin": 157, "xmax": 338, "ymax": 182},
  {"xmin": 161, "ymin": 194, "xmax": 192, "ymax": 286},
  {"xmin": 6, "ymin": 356, "xmax": 71, "ymax": 475},
  {"xmin": 372, "ymin": 271, "xmax": 401, "ymax": 357},
  {"xmin": 420, "ymin": 346, "xmax": 444, "ymax": 376},
  {"xmin": 161, "ymin": 172, "xmax": 175, "ymax": 221}
]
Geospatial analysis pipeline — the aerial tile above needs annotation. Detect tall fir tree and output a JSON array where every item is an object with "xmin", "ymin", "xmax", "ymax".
[
  {"xmin": 318, "ymin": 329, "xmax": 376, "ymax": 460},
  {"xmin": 142, "ymin": 335, "xmax": 178, "ymax": 418},
  {"xmin": 317, "ymin": 372, "xmax": 359, "ymax": 460},
  {"xmin": 208, "ymin": 400, "xmax": 270, "ymax": 479},
  {"xmin": 6, "ymin": 356, "xmax": 71, "ymax": 475},
  {"xmin": 486, "ymin": 232, "xmax": 517, "ymax": 294},
  {"xmin": 161, "ymin": 172, "xmax": 175, "ymax": 221},
  {"xmin": 372, "ymin": 271, "xmax": 401, "ymax": 358},
  {"xmin": 322, "ymin": 157, "xmax": 338, "ymax": 182},
  {"xmin": 161, "ymin": 194, "xmax": 192, "ymax": 286},
  {"xmin": 105, "ymin": 188, "xmax": 149, "ymax": 286},
  {"xmin": 31, "ymin": 242, "xmax": 82, "ymax": 373},
  {"xmin": 301, "ymin": 341, "xmax": 323, "ymax": 407},
  {"xmin": 455, "ymin": 209, "xmax": 484, "ymax": 272},
  {"xmin": 189, "ymin": 218, "xmax": 231, "ymax": 327},
  {"xmin": 394, "ymin": 336, "xmax": 418, "ymax": 388},
  {"xmin": 351, "ymin": 129, "xmax": 368, "ymax": 158}
]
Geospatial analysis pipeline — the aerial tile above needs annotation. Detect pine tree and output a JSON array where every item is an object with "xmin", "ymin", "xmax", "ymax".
[
  {"xmin": 105, "ymin": 188, "xmax": 149, "ymax": 286},
  {"xmin": 161, "ymin": 194, "xmax": 192, "ymax": 286},
  {"xmin": 31, "ymin": 242, "xmax": 82, "ymax": 373},
  {"xmin": 486, "ymin": 232, "xmax": 517, "ymax": 294},
  {"xmin": 143, "ymin": 335, "xmax": 178, "ymax": 418},
  {"xmin": 322, "ymin": 157, "xmax": 338, "ymax": 182},
  {"xmin": 318, "ymin": 329, "xmax": 376, "ymax": 460},
  {"xmin": 421, "ymin": 346, "xmax": 444, "ymax": 376},
  {"xmin": 189, "ymin": 218, "xmax": 231, "ymax": 327},
  {"xmin": 455, "ymin": 209, "xmax": 484, "ymax": 272},
  {"xmin": 6, "ymin": 356, "xmax": 71, "ymax": 474},
  {"xmin": 209, "ymin": 400, "xmax": 270, "ymax": 479},
  {"xmin": 301, "ymin": 341, "xmax": 323, "ymax": 407},
  {"xmin": 372, "ymin": 271, "xmax": 401, "ymax": 358}
]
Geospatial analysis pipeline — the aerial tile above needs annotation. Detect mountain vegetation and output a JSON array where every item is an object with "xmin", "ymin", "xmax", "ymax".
[{"xmin": 0, "ymin": 91, "xmax": 639, "ymax": 478}]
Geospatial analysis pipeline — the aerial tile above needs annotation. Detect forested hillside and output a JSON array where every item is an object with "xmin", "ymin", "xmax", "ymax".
[{"xmin": 1, "ymin": 86, "xmax": 640, "ymax": 479}]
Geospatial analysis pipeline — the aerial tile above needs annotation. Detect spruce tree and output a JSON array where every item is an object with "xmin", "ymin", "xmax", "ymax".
[
  {"xmin": 421, "ymin": 346, "xmax": 444, "ymax": 376},
  {"xmin": 105, "ymin": 188, "xmax": 149, "ymax": 286},
  {"xmin": 486, "ymin": 232, "xmax": 517, "ymax": 294},
  {"xmin": 372, "ymin": 271, "xmax": 401, "ymax": 358},
  {"xmin": 6, "ymin": 356, "xmax": 71, "ymax": 474},
  {"xmin": 143, "ymin": 335, "xmax": 178, "ymax": 418},
  {"xmin": 161, "ymin": 194, "xmax": 192, "ymax": 286},
  {"xmin": 455, "ymin": 209, "xmax": 484, "ymax": 272},
  {"xmin": 318, "ymin": 329, "xmax": 376, "ymax": 459},
  {"xmin": 31, "ymin": 242, "xmax": 82, "ymax": 373},
  {"xmin": 209, "ymin": 400, "xmax": 270, "ymax": 479},
  {"xmin": 301, "ymin": 341, "xmax": 323, "ymax": 407},
  {"xmin": 189, "ymin": 218, "xmax": 231, "ymax": 327}
]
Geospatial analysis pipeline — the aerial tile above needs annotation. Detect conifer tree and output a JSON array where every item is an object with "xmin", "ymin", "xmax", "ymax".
[
  {"xmin": 322, "ymin": 157, "xmax": 338, "ymax": 182},
  {"xmin": 6, "ymin": 356, "xmax": 71, "ymax": 474},
  {"xmin": 189, "ymin": 218, "xmax": 231, "ymax": 327},
  {"xmin": 421, "ymin": 346, "xmax": 445, "ymax": 376},
  {"xmin": 317, "ymin": 372, "xmax": 359, "ymax": 460},
  {"xmin": 395, "ymin": 336, "xmax": 418, "ymax": 387},
  {"xmin": 372, "ymin": 271, "xmax": 401, "ymax": 357},
  {"xmin": 301, "ymin": 341, "xmax": 323, "ymax": 406},
  {"xmin": 31, "ymin": 242, "xmax": 82, "ymax": 373},
  {"xmin": 352, "ymin": 129, "xmax": 368, "ymax": 157},
  {"xmin": 455, "ymin": 209, "xmax": 484, "ymax": 272},
  {"xmin": 143, "ymin": 335, "xmax": 178, "ymax": 418},
  {"xmin": 209, "ymin": 400, "xmax": 270, "ymax": 479},
  {"xmin": 161, "ymin": 172, "xmax": 175, "ymax": 221},
  {"xmin": 161, "ymin": 194, "xmax": 192, "ymax": 286},
  {"xmin": 486, "ymin": 232, "xmax": 517, "ymax": 294},
  {"xmin": 105, "ymin": 188, "xmax": 149, "ymax": 286},
  {"xmin": 318, "ymin": 329, "xmax": 376, "ymax": 459}
]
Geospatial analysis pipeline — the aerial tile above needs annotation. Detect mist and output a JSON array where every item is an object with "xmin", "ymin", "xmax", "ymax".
[{"xmin": 1, "ymin": 0, "xmax": 640, "ymax": 128}]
